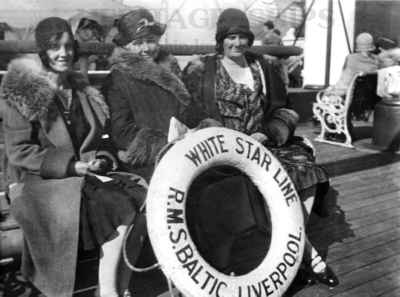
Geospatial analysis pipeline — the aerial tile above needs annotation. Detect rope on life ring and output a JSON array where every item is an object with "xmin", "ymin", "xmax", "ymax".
[{"xmin": 146, "ymin": 127, "xmax": 305, "ymax": 297}]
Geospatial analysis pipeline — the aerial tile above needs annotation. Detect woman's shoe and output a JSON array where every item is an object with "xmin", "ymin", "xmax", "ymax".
[
  {"xmin": 309, "ymin": 265, "xmax": 339, "ymax": 288},
  {"xmin": 307, "ymin": 256, "xmax": 339, "ymax": 288}
]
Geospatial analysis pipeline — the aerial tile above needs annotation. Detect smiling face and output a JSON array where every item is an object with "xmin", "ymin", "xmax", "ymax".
[
  {"xmin": 124, "ymin": 35, "xmax": 161, "ymax": 60},
  {"xmin": 223, "ymin": 33, "xmax": 250, "ymax": 58},
  {"xmin": 45, "ymin": 32, "xmax": 74, "ymax": 73}
]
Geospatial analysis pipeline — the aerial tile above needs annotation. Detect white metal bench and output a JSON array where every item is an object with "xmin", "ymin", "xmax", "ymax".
[{"xmin": 312, "ymin": 72, "xmax": 366, "ymax": 148}]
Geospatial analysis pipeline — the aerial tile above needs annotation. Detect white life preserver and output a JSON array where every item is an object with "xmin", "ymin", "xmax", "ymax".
[{"xmin": 147, "ymin": 127, "xmax": 305, "ymax": 297}]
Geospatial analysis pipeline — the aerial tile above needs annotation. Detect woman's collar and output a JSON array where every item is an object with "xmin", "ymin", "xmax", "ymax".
[{"xmin": 221, "ymin": 55, "xmax": 249, "ymax": 68}]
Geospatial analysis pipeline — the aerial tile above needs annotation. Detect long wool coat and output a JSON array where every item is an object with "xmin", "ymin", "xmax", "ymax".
[
  {"xmin": 103, "ymin": 49, "xmax": 195, "ymax": 180},
  {"xmin": 0, "ymin": 56, "xmax": 116, "ymax": 297}
]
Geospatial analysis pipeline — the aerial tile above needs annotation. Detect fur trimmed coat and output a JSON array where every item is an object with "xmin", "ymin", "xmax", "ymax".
[
  {"xmin": 182, "ymin": 52, "xmax": 299, "ymax": 146},
  {"xmin": 0, "ymin": 56, "xmax": 116, "ymax": 297},
  {"xmin": 103, "ymin": 49, "xmax": 194, "ymax": 180}
]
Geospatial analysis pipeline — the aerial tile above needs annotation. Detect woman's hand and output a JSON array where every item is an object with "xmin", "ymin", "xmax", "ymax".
[
  {"xmin": 74, "ymin": 161, "xmax": 90, "ymax": 176},
  {"xmin": 87, "ymin": 158, "xmax": 109, "ymax": 174},
  {"xmin": 250, "ymin": 132, "xmax": 269, "ymax": 144},
  {"xmin": 73, "ymin": 159, "xmax": 110, "ymax": 176}
]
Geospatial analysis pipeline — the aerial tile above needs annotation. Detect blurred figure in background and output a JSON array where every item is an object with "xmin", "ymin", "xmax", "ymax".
[
  {"xmin": 75, "ymin": 18, "xmax": 109, "ymax": 70},
  {"xmin": 76, "ymin": 17, "xmax": 104, "ymax": 43},
  {"xmin": 0, "ymin": 22, "xmax": 17, "ymax": 70},
  {"xmin": 262, "ymin": 20, "xmax": 282, "ymax": 46},
  {"xmin": 376, "ymin": 37, "xmax": 400, "ymax": 67},
  {"xmin": 328, "ymin": 32, "xmax": 379, "ymax": 96},
  {"xmin": 105, "ymin": 19, "xmax": 120, "ymax": 44},
  {"xmin": 262, "ymin": 21, "xmax": 289, "ymax": 88}
]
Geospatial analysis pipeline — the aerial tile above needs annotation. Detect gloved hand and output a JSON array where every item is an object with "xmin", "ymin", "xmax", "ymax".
[
  {"xmin": 88, "ymin": 158, "xmax": 112, "ymax": 174},
  {"xmin": 265, "ymin": 119, "xmax": 291, "ymax": 147}
]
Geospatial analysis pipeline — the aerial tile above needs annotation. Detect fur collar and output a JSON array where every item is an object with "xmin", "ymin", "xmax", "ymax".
[
  {"xmin": 0, "ymin": 55, "xmax": 109, "ymax": 122},
  {"xmin": 109, "ymin": 48, "xmax": 191, "ymax": 106}
]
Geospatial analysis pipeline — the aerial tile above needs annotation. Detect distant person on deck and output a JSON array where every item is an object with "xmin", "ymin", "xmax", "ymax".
[
  {"xmin": 327, "ymin": 32, "xmax": 379, "ymax": 96},
  {"xmin": 262, "ymin": 20, "xmax": 283, "ymax": 46},
  {"xmin": 376, "ymin": 37, "xmax": 400, "ymax": 68}
]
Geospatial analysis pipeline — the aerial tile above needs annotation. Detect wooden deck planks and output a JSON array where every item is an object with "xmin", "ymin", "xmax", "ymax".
[
  {"xmin": 327, "ymin": 228, "xmax": 400, "ymax": 262},
  {"xmin": 329, "ymin": 254, "xmax": 400, "ymax": 296},
  {"xmin": 333, "ymin": 182, "xmax": 400, "ymax": 203},
  {"xmin": 68, "ymin": 123, "xmax": 400, "ymax": 297},
  {"xmin": 308, "ymin": 204, "xmax": 400, "ymax": 242},
  {"xmin": 377, "ymin": 285, "xmax": 400, "ymax": 297},
  {"xmin": 293, "ymin": 254, "xmax": 400, "ymax": 297},
  {"xmin": 331, "ymin": 167, "xmax": 400, "ymax": 187},
  {"xmin": 332, "ymin": 238, "xmax": 400, "ymax": 276},
  {"xmin": 297, "ymin": 122, "xmax": 400, "ymax": 179},
  {"xmin": 2, "ymin": 121, "xmax": 399, "ymax": 297},
  {"xmin": 332, "ymin": 270, "xmax": 400, "ymax": 297},
  {"xmin": 291, "ymin": 125, "xmax": 400, "ymax": 297},
  {"xmin": 338, "ymin": 197, "xmax": 399, "ymax": 221},
  {"xmin": 339, "ymin": 192, "xmax": 399, "ymax": 212}
]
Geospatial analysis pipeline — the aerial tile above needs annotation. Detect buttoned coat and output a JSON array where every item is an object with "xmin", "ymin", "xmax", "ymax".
[{"xmin": 0, "ymin": 56, "xmax": 116, "ymax": 297}]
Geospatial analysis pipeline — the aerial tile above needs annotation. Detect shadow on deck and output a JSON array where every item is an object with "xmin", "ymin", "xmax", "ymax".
[
  {"xmin": 1, "ymin": 120, "xmax": 399, "ymax": 297},
  {"xmin": 286, "ymin": 122, "xmax": 400, "ymax": 297},
  {"xmin": 324, "ymin": 151, "xmax": 400, "ymax": 178}
]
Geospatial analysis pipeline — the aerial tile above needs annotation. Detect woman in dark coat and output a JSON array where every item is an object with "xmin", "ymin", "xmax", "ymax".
[
  {"xmin": 182, "ymin": 8, "xmax": 338, "ymax": 287},
  {"xmin": 103, "ymin": 8, "xmax": 194, "ymax": 180},
  {"xmin": 0, "ymin": 17, "xmax": 143, "ymax": 297}
]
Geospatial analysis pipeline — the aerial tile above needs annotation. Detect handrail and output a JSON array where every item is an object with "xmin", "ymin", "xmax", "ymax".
[{"xmin": 0, "ymin": 41, "xmax": 302, "ymax": 58}]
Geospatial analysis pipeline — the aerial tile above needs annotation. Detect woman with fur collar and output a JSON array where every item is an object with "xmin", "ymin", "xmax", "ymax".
[
  {"xmin": 182, "ymin": 8, "xmax": 339, "ymax": 288},
  {"xmin": 0, "ymin": 17, "xmax": 142, "ymax": 297},
  {"xmin": 103, "ymin": 8, "xmax": 196, "ymax": 180}
]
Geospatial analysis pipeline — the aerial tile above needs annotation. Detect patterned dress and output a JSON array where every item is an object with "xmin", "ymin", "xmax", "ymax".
[
  {"xmin": 183, "ymin": 55, "xmax": 330, "ymax": 274},
  {"xmin": 214, "ymin": 57, "xmax": 329, "ymax": 193}
]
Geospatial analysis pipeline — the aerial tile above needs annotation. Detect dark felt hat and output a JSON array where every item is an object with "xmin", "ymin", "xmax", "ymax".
[
  {"xmin": 113, "ymin": 8, "xmax": 166, "ymax": 46},
  {"xmin": 263, "ymin": 20, "xmax": 274, "ymax": 29},
  {"xmin": 35, "ymin": 17, "xmax": 74, "ymax": 51},
  {"xmin": 215, "ymin": 8, "xmax": 254, "ymax": 46}
]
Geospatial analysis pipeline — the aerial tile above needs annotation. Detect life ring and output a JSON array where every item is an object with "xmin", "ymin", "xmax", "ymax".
[{"xmin": 147, "ymin": 127, "xmax": 305, "ymax": 297}]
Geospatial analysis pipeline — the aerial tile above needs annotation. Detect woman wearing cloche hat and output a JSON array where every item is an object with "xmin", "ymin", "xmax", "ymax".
[
  {"xmin": 329, "ymin": 32, "xmax": 380, "ymax": 96},
  {"xmin": 1, "ymin": 17, "xmax": 147, "ymax": 297},
  {"xmin": 103, "ymin": 8, "xmax": 195, "ymax": 180},
  {"xmin": 182, "ymin": 8, "xmax": 339, "ymax": 288}
]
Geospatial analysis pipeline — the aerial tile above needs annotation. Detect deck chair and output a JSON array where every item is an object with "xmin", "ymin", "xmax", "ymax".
[{"xmin": 313, "ymin": 72, "xmax": 380, "ymax": 147}]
